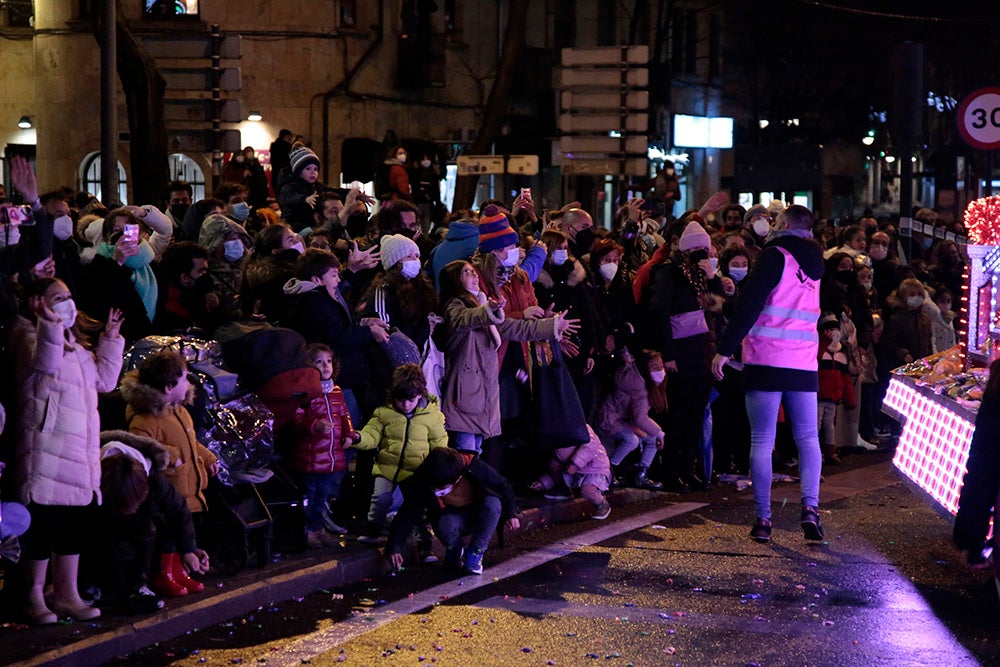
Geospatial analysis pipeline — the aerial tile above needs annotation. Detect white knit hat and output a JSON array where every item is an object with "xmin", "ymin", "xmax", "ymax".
[{"xmin": 380, "ymin": 234, "xmax": 420, "ymax": 270}]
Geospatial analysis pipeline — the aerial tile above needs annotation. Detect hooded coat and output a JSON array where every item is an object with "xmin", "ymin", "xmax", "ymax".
[
  {"xmin": 119, "ymin": 370, "xmax": 218, "ymax": 513},
  {"xmin": 12, "ymin": 315, "xmax": 125, "ymax": 506},
  {"xmin": 98, "ymin": 429, "xmax": 198, "ymax": 556},
  {"xmin": 354, "ymin": 396, "xmax": 448, "ymax": 484},
  {"xmin": 594, "ymin": 362, "xmax": 664, "ymax": 440},
  {"xmin": 440, "ymin": 296, "xmax": 557, "ymax": 437}
]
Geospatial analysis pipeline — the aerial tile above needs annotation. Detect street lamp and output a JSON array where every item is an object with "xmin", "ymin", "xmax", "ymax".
[
  {"xmin": 17, "ymin": 116, "xmax": 32, "ymax": 129},
  {"xmin": 247, "ymin": 111, "xmax": 263, "ymax": 122}
]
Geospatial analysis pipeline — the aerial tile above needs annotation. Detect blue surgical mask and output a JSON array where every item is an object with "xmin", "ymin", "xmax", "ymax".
[
  {"xmin": 551, "ymin": 249, "xmax": 569, "ymax": 265},
  {"xmin": 728, "ymin": 267, "xmax": 748, "ymax": 282},
  {"xmin": 223, "ymin": 239, "xmax": 245, "ymax": 262},
  {"xmin": 231, "ymin": 201, "xmax": 250, "ymax": 222}
]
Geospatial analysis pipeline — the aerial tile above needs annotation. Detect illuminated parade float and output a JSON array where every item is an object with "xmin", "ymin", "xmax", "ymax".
[{"xmin": 883, "ymin": 196, "xmax": 1000, "ymax": 515}]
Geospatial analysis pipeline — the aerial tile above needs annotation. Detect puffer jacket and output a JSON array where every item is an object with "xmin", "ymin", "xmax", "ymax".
[
  {"xmin": 12, "ymin": 315, "xmax": 124, "ymax": 506},
  {"xmin": 594, "ymin": 362, "xmax": 663, "ymax": 440},
  {"xmin": 289, "ymin": 386, "xmax": 357, "ymax": 474},
  {"xmin": 534, "ymin": 425, "xmax": 611, "ymax": 491},
  {"xmin": 119, "ymin": 370, "xmax": 218, "ymax": 513},
  {"xmin": 354, "ymin": 396, "xmax": 448, "ymax": 483}
]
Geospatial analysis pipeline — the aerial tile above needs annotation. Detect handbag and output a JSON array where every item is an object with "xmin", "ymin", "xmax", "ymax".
[{"xmin": 531, "ymin": 340, "xmax": 590, "ymax": 449}]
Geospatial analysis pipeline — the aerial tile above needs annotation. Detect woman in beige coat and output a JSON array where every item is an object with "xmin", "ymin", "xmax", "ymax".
[
  {"xmin": 437, "ymin": 260, "xmax": 576, "ymax": 454},
  {"xmin": 12, "ymin": 278, "xmax": 124, "ymax": 624}
]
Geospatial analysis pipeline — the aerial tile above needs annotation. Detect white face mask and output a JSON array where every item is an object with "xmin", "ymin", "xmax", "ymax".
[
  {"xmin": 53, "ymin": 215, "xmax": 74, "ymax": 241},
  {"xmin": 289, "ymin": 241, "xmax": 305, "ymax": 255},
  {"xmin": 869, "ymin": 246, "xmax": 888, "ymax": 261},
  {"xmin": 860, "ymin": 281, "xmax": 873, "ymax": 291},
  {"xmin": 400, "ymin": 259, "xmax": 421, "ymax": 279},
  {"xmin": 551, "ymin": 249, "xmax": 569, "ymax": 265},
  {"xmin": 433, "ymin": 484, "xmax": 454, "ymax": 497},
  {"xmin": 752, "ymin": 218, "xmax": 770, "ymax": 237},
  {"xmin": 0, "ymin": 225, "xmax": 20, "ymax": 248},
  {"xmin": 728, "ymin": 267, "xmax": 748, "ymax": 282},
  {"xmin": 501, "ymin": 247, "xmax": 520, "ymax": 267},
  {"xmin": 708, "ymin": 257, "xmax": 719, "ymax": 273},
  {"xmin": 827, "ymin": 329, "xmax": 842, "ymax": 344},
  {"xmin": 599, "ymin": 262, "xmax": 619, "ymax": 282},
  {"xmin": 906, "ymin": 295, "xmax": 924, "ymax": 309},
  {"xmin": 420, "ymin": 160, "xmax": 432, "ymax": 168},
  {"xmin": 650, "ymin": 370, "xmax": 666, "ymax": 384},
  {"xmin": 223, "ymin": 239, "xmax": 245, "ymax": 262},
  {"xmin": 52, "ymin": 299, "xmax": 78, "ymax": 328}
]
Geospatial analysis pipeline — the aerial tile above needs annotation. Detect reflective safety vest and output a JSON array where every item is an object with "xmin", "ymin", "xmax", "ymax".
[{"xmin": 742, "ymin": 247, "xmax": 820, "ymax": 371}]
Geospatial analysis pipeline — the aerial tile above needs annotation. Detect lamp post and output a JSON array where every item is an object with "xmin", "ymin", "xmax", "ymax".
[{"xmin": 100, "ymin": 0, "xmax": 118, "ymax": 205}]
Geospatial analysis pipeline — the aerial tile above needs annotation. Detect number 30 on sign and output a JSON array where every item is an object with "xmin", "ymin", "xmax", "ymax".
[{"xmin": 957, "ymin": 87, "xmax": 1000, "ymax": 151}]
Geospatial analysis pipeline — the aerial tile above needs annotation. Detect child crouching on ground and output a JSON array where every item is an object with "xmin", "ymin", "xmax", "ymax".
[
  {"xmin": 817, "ymin": 313, "xmax": 856, "ymax": 465},
  {"xmin": 94, "ymin": 431, "xmax": 209, "ymax": 613},
  {"xmin": 354, "ymin": 364, "xmax": 448, "ymax": 550},
  {"xmin": 385, "ymin": 447, "xmax": 520, "ymax": 575},
  {"xmin": 531, "ymin": 425, "xmax": 613, "ymax": 520},
  {"xmin": 290, "ymin": 344, "xmax": 359, "ymax": 547},
  {"xmin": 120, "ymin": 349, "xmax": 219, "ymax": 597}
]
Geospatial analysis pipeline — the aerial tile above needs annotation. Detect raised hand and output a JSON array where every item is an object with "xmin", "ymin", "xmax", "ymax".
[
  {"xmin": 104, "ymin": 308, "xmax": 124, "ymax": 338},
  {"xmin": 348, "ymin": 241, "xmax": 381, "ymax": 272},
  {"xmin": 10, "ymin": 156, "xmax": 38, "ymax": 203}
]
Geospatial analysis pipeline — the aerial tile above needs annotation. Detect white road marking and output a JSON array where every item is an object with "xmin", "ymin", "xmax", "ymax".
[{"xmin": 257, "ymin": 502, "xmax": 707, "ymax": 666}]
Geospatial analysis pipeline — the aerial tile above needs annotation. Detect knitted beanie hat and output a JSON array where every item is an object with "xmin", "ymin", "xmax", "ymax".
[
  {"xmin": 380, "ymin": 233, "xmax": 420, "ymax": 270},
  {"xmin": 478, "ymin": 204, "xmax": 518, "ymax": 252},
  {"xmin": 678, "ymin": 220, "xmax": 711, "ymax": 252},
  {"xmin": 289, "ymin": 145, "xmax": 321, "ymax": 176},
  {"xmin": 744, "ymin": 204, "xmax": 770, "ymax": 227}
]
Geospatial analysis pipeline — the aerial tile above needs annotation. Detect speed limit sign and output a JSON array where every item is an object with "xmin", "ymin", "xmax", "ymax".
[{"xmin": 957, "ymin": 87, "xmax": 1000, "ymax": 150}]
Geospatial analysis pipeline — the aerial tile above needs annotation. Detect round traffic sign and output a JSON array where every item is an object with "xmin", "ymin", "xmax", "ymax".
[{"xmin": 957, "ymin": 87, "xmax": 1000, "ymax": 150}]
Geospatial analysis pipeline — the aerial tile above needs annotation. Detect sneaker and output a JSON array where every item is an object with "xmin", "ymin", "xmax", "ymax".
[
  {"xmin": 749, "ymin": 517, "xmax": 772, "ymax": 543},
  {"xmin": 543, "ymin": 488, "xmax": 572, "ymax": 501},
  {"xmin": 126, "ymin": 585, "xmax": 165, "ymax": 614},
  {"xmin": 463, "ymin": 549, "xmax": 485, "ymax": 575},
  {"xmin": 801, "ymin": 506, "xmax": 824, "ymax": 541},
  {"xmin": 633, "ymin": 471, "xmax": 664, "ymax": 490},
  {"xmin": 306, "ymin": 530, "xmax": 324, "ymax": 549},
  {"xmin": 855, "ymin": 436, "xmax": 879, "ymax": 451},
  {"xmin": 418, "ymin": 548, "xmax": 439, "ymax": 564},
  {"xmin": 356, "ymin": 534, "xmax": 383, "ymax": 544},
  {"xmin": 322, "ymin": 510, "xmax": 349, "ymax": 535},
  {"xmin": 783, "ymin": 457, "xmax": 799, "ymax": 468},
  {"xmin": 444, "ymin": 543, "xmax": 464, "ymax": 570},
  {"xmin": 591, "ymin": 501, "xmax": 612, "ymax": 520}
]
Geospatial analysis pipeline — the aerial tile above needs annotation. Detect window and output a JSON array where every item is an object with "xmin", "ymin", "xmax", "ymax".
[
  {"xmin": 1, "ymin": 0, "xmax": 33, "ymax": 28},
  {"xmin": 143, "ymin": 0, "xmax": 199, "ymax": 18},
  {"xmin": 168, "ymin": 153, "xmax": 206, "ymax": 202},
  {"xmin": 80, "ymin": 154, "xmax": 128, "ymax": 205}
]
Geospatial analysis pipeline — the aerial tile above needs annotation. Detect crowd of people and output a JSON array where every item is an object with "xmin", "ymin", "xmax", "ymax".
[{"xmin": 0, "ymin": 139, "xmax": 981, "ymax": 623}]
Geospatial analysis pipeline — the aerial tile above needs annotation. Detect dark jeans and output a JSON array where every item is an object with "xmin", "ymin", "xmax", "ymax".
[{"xmin": 433, "ymin": 495, "xmax": 502, "ymax": 554}]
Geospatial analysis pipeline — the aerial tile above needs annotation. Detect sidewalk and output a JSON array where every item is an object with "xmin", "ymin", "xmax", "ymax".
[{"xmin": 0, "ymin": 486, "xmax": 663, "ymax": 667}]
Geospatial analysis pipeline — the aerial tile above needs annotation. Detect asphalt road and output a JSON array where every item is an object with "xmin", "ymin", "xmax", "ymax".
[{"xmin": 100, "ymin": 456, "xmax": 1000, "ymax": 667}]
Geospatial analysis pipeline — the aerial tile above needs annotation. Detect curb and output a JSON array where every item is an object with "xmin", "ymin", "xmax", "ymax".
[{"xmin": 21, "ymin": 488, "xmax": 660, "ymax": 666}]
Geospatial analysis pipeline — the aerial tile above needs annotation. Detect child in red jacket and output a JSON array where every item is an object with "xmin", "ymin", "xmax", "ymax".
[
  {"xmin": 291, "ymin": 344, "xmax": 359, "ymax": 548},
  {"xmin": 817, "ymin": 313, "xmax": 856, "ymax": 465}
]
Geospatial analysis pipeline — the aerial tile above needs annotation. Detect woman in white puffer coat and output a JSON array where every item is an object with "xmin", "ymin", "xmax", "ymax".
[{"xmin": 11, "ymin": 277, "xmax": 124, "ymax": 624}]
